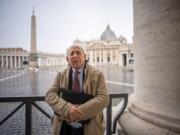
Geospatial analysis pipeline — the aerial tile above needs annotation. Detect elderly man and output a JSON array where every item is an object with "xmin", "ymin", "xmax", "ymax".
[{"xmin": 45, "ymin": 44, "xmax": 109, "ymax": 135}]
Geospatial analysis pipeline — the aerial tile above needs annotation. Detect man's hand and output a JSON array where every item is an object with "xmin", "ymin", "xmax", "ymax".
[{"xmin": 67, "ymin": 105, "xmax": 84, "ymax": 122}]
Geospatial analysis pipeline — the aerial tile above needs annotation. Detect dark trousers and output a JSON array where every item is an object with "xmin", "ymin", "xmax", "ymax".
[{"xmin": 60, "ymin": 121, "xmax": 84, "ymax": 135}]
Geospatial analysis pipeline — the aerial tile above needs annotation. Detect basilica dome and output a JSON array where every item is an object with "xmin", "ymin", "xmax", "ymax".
[{"xmin": 100, "ymin": 25, "xmax": 117, "ymax": 41}]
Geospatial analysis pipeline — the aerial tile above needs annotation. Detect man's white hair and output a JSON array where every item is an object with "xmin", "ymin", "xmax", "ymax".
[{"xmin": 66, "ymin": 44, "xmax": 85, "ymax": 56}]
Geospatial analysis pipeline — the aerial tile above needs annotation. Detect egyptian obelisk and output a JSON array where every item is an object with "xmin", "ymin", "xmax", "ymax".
[
  {"xmin": 29, "ymin": 7, "xmax": 38, "ymax": 69},
  {"xmin": 31, "ymin": 7, "xmax": 37, "ymax": 53}
]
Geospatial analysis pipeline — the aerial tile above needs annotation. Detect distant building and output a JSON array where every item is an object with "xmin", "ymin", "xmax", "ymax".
[
  {"xmin": 36, "ymin": 52, "xmax": 67, "ymax": 67},
  {"xmin": 0, "ymin": 47, "xmax": 66, "ymax": 70},
  {"xmin": 73, "ymin": 25, "xmax": 134, "ymax": 68},
  {"xmin": 0, "ymin": 48, "xmax": 29, "ymax": 69}
]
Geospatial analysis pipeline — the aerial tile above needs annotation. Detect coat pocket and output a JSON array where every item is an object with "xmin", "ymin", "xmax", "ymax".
[{"xmin": 95, "ymin": 112, "xmax": 106, "ymax": 132}]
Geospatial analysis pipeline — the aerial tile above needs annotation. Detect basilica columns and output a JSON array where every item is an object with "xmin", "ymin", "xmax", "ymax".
[{"xmin": 119, "ymin": 0, "xmax": 180, "ymax": 134}]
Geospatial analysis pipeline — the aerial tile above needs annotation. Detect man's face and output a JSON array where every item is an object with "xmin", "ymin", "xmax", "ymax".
[{"xmin": 66, "ymin": 47, "xmax": 86, "ymax": 70}]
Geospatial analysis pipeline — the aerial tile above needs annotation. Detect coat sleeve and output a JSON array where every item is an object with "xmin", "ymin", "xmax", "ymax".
[
  {"xmin": 78, "ymin": 71, "xmax": 109, "ymax": 120},
  {"xmin": 45, "ymin": 72, "xmax": 73, "ymax": 120}
]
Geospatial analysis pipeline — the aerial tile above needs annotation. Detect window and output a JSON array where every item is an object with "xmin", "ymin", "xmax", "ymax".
[
  {"xmin": 97, "ymin": 57, "xmax": 99, "ymax": 62},
  {"xmin": 107, "ymin": 54, "xmax": 110, "ymax": 62}
]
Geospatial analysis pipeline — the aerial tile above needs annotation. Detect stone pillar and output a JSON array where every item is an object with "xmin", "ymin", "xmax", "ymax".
[
  {"xmin": 58, "ymin": 58, "xmax": 60, "ymax": 65},
  {"xmin": 38, "ymin": 57, "xmax": 41, "ymax": 66},
  {"xmin": 50, "ymin": 57, "xmax": 52, "ymax": 65},
  {"xmin": 93, "ymin": 50, "xmax": 95, "ymax": 64},
  {"xmin": 43, "ymin": 57, "xmax": 45, "ymax": 66},
  {"xmin": 119, "ymin": 51, "xmax": 121, "ymax": 66},
  {"xmin": 110, "ymin": 50, "xmax": 112, "ymax": 63},
  {"xmin": 90, "ymin": 49, "xmax": 93, "ymax": 64},
  {"xmin": 103, "ymin": 49, "xmax": 105, "ymax": 64},
  {"xmin": 55, "ymin": 57, "xmax": 57, "ymax": 65},
  {"xmin": 126, "ymin": 52, "xmax": 128, "ymax": 66},
  {"xmin": 18, "ymin": 56, "xmax": 21, "ymax": 67},
  {"xmin": 94, "ymin": 50, "xmax": 96, "ymax": 64},
  {"xmin": 6, "ymin": 56, "xmax": 8, "ymax": 68},
  {"xmin": 98, "ymin": 48, "xmax": 101, "ymax": 65},
  {"xmin": 14, "ymin": 56, "xmax": 17, "ymax": 68},
  {"xmin": 115, "ymin": 49, "xmax": 118, "ymax": 64},
  {"xmin": 49, "ymin": 58, "xmax": 51, "ymax": 66},
  {"xmin": 97, "ymin": 50, "xmax": 100, "ymax": 64},
  {"xmin": 119, "ymin": 0, "xmax": 180, "ymax": 135}
]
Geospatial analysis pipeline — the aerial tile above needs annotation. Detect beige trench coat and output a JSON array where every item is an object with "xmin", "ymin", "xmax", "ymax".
[{"xmin": 45, "ymin": 63, "xmax": 109, "ymax": 135}]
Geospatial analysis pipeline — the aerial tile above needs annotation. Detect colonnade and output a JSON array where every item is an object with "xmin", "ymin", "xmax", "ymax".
[
  {"xmin": 86, "ymin": 46, "xmax": 134, "ymax": 66},
  {"xmin": 37, "ymin": 54, "xmax": 67, "ymax": 67},
  {"xmin": 0, "ymin": 53, "xmax": 28, "ymax": 69},
  {"xmin": 0, "ymin": 51, "xmax": 68, "ymax": 70}
]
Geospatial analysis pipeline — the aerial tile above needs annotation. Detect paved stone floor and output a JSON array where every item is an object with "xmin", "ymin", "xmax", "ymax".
[{"xmin": 0, "ymin": 102, "xmax": 53, "ymax": 135}]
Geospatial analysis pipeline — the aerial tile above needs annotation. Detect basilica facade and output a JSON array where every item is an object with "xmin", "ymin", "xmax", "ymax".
[{"xmin": 74, "ymin": 25, "xmax": 134, "ymax": 68}]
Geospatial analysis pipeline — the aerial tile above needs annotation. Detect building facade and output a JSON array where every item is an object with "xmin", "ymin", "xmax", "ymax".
[
  {"xmin": 0, "ymin": 47, "xmax": 67, "ymax": 70},
  {"xmin": 74, "ymin": 25, "xmax": 134, "ymax": 68},
  {"xmin": 0, "ymin": 48, "xmax": 29, "ymax": 69},
  {"xmin": 37, "ymin": 52, "xmax": 67, "ymax": 67}
]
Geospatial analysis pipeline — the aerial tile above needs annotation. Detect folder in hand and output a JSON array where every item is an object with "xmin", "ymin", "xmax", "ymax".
[{"xmin": 59, "ymin": 88, "xmax": 94, "ymax": 104}]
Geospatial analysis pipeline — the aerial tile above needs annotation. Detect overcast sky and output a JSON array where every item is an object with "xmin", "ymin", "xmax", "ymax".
[{"xmin": 0, "ymin": 0, "xmax": 133, "ymax": 54}]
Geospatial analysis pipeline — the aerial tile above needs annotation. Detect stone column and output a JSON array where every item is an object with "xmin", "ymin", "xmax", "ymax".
[
  {"xmin": 14, "ymin": 56, "xmax": 17, "ymax": 68},
  {"xmin": 119, "ymin": 0, "xmax": 180, "ymax": 135},
  {"xmin": 5, "ymin": 56, "xmax": 8, "ymax": 68},
  {"xmin": 90, "ymin": 49, "xmax": 93, "ymax": 64},
  {"xmin": 44, "ymin": 57, "xmax": 46, "ymax": 66},
  {"xmin": 18, "ymin": 56, "xmax": 21, "ymax": 67},
  {"xmin": 55, "ymin": 57, "xmax": 57, "ymax": 65},
  {"xmin": 38, "ymin": 57, "xmax": 41, "ymax": 66},
  {"xmin": 97, "ymin": 50, "xmax": 100, "ymax": 64},
  {"xmin": 103, "ymin": 49, "xmax": 106, "ymax": 64},
  {"xmin": 99, "ymin": 49, "xmax": 101, "ymax": 64},
  {"xmin": 115, "ymin": 49, "xmax": 118, "ymax": 64},
  {"xmin": 94, "ymin": 50, "xmax": 96, "ymax": 64},
  {"xmin": 93, "ymin": 50, "xmax": 95, "ymax": 64},
  {"xmin": 50, "ymin": 57, "xmax": 52, "ymax": 65}
]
